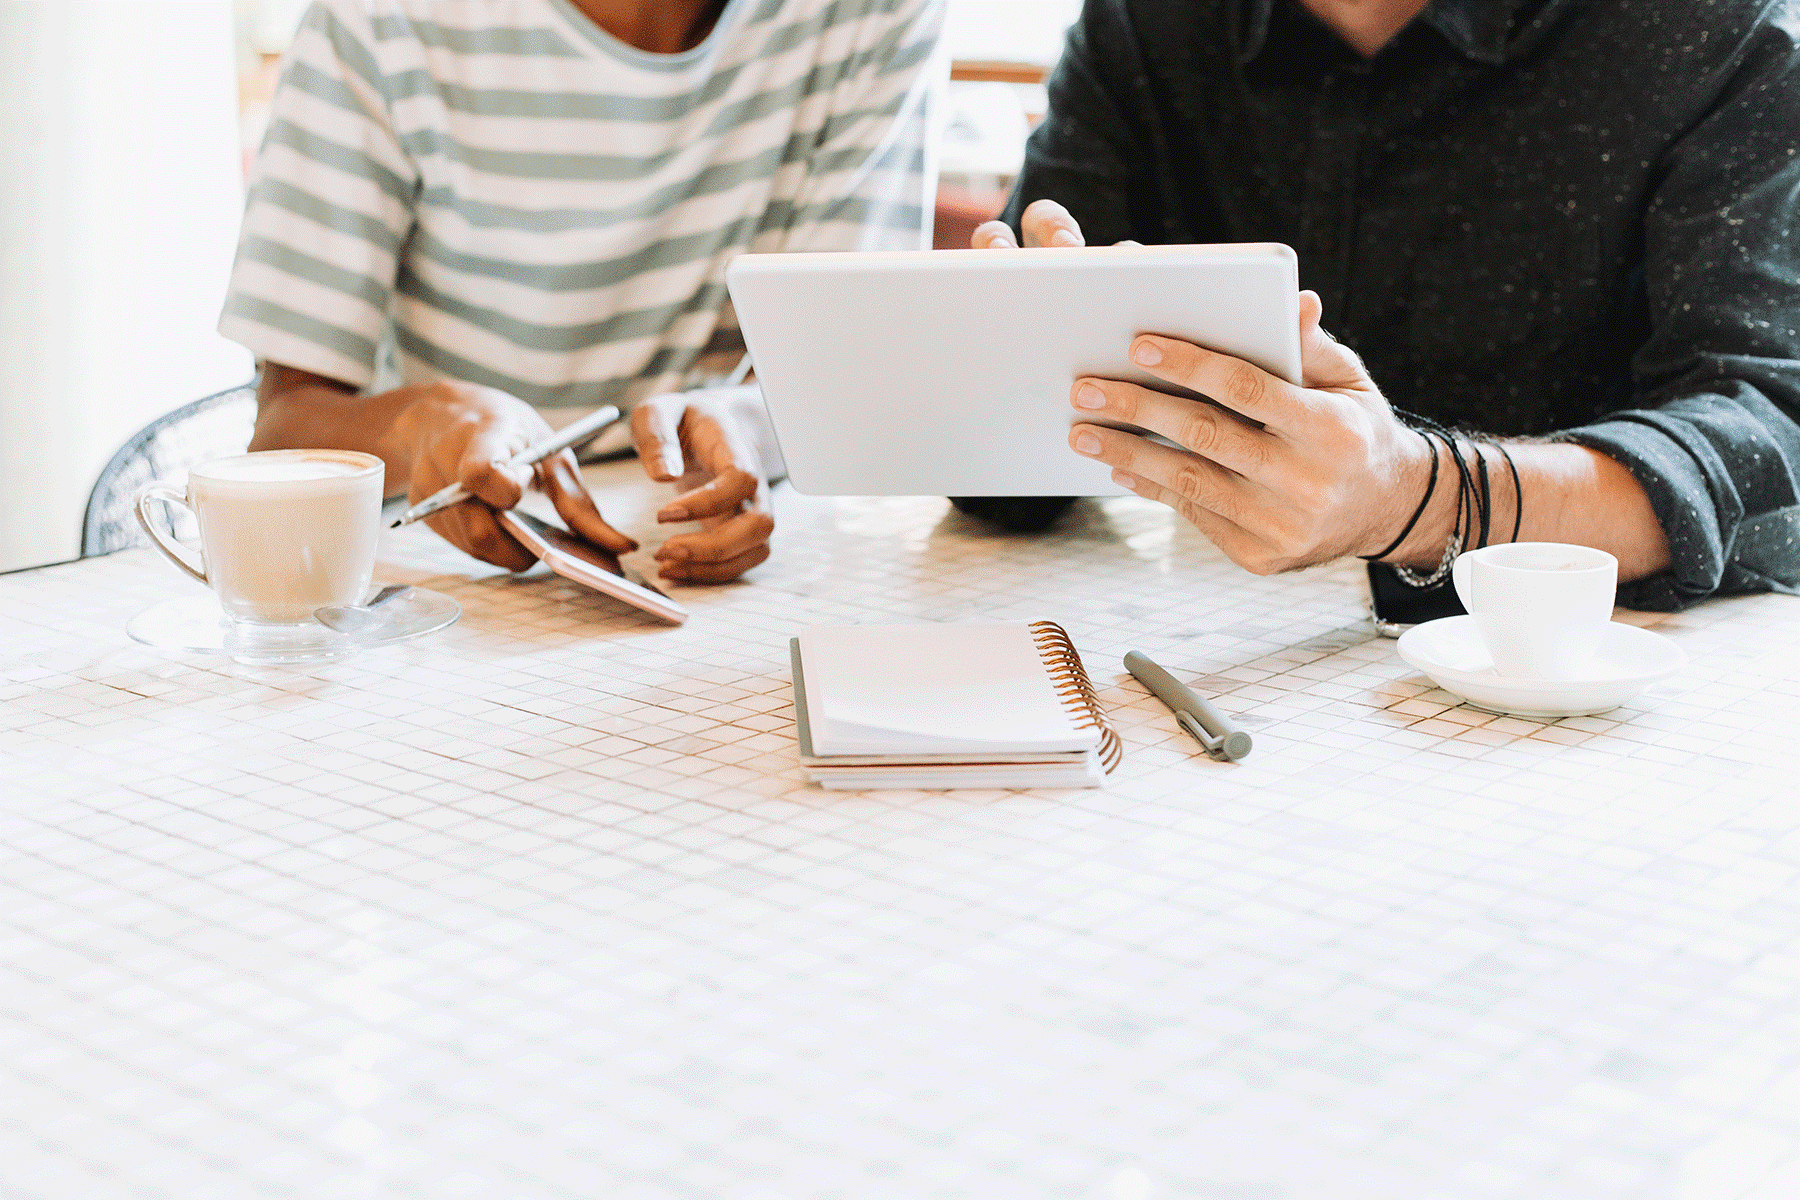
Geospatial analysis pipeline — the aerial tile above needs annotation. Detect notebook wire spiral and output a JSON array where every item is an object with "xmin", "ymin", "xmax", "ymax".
[{"xmin": 1029, "ymin": 620, "xmax": 1124, "ymax": 773}]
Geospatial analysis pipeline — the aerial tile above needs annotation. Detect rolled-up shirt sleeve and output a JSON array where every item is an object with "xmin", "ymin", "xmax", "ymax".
[{"xmin": 1565, "ymin": 17, "xmax": 1800, "ymax": 610}]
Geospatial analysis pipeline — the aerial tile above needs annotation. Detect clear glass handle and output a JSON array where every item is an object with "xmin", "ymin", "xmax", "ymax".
[{"xmin": 133, "ymin": 481, "xmax": 209, "ymax": 585}]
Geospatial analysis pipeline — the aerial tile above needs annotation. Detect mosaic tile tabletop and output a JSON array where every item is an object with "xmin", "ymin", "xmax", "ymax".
[{"xmin": 3, "ymin": 464, "xmax": 1796, "ymax": 1199}]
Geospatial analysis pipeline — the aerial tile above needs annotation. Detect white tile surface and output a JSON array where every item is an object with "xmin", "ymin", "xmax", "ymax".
[{"xmin": 2, "ymin": 464, "xmax": 1796, "ymax": 1199}]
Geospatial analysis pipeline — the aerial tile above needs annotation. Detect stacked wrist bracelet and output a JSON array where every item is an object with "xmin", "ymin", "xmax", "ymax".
[{"xmin": 1362, "ymin": 412, "xmax": 1523, "ymax": 587}]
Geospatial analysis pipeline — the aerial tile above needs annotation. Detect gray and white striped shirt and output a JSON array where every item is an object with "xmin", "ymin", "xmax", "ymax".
[{"xmin": 221, "ymin": 0, "xmax": 942, "ymax": 411}]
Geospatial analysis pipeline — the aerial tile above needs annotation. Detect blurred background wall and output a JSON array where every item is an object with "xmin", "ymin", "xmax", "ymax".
[
  {"xmin": 0, "ymin": 0, "xmax": 251, "ymax": 573},
  {"xmin": 0, "ymin": 0, "xmax": 1077, "ymax": 575}
]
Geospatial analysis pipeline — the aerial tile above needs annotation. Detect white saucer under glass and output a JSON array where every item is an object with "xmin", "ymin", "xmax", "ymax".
[
  {"xmin": 129, "ymin": 584, "xmax": 460, "ymax": 664},
  {"xmin": 1396, "ymin": 614, "xmax": 1685, "ymax": 718}
]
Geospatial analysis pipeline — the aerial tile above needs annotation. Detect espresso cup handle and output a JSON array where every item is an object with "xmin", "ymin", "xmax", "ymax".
[
  {"xmin": 1450, "ymin": 550, "xmax": 1475, "ymax": 612},
  {"xmin": 134, "ymin": 481, "xmax": 210, "ymax": 586}
]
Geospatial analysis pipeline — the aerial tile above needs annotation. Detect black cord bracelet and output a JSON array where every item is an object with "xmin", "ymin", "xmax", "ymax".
[
  {"xmin": 1361, "ymin": 429, "xmax": 1440, "ymax": 562},
  {"xmin": 1474, "ymin": 443, "xmax": 1493, "ymax": 550},
  {"xmin": 1496, "ymin": 442, "xmax": 1523, "ymax": 544},
  {"xmin": 1377, "ymin": 411, "xmax": 1528, "ymax": 584},
  {"xmin": 1438, "ymin": 431, "xmax": 1474, "ymax": 549}
]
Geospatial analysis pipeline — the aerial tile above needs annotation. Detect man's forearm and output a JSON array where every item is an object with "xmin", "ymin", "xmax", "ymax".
[{"xmin": 1384, "ymin": 440, "xmax": 1672, "ymax": 583}]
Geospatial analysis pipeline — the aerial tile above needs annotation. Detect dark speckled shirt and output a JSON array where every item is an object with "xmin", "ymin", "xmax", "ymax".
[{"xmin": 1004, "ymin": 0, "xmax": 1800, "ymax": 609}]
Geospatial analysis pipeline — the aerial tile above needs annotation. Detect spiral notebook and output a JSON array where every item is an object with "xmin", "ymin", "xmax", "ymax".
[{"xmin": 789, "ymin": 621, "xmax": 1123, "ymax": 789}]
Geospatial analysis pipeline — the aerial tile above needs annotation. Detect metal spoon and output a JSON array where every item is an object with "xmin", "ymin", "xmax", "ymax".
[{"xmin": 314, "ymin": 584, "xmax": 414, "ymax": 637}]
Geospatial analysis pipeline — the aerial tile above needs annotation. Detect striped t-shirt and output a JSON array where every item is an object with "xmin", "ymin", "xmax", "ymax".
[{"xmin": 220, "ymin": 0, "xmax": 942, "ymax": 411}]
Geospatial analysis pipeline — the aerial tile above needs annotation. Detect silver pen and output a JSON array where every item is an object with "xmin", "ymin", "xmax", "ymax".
[
  {"xmin": 1123, "ymin": 650, "xmax": 1254, "ymax": 762},
  {"xmin": 388, "ymin": 404, "xmax": 623, "ymax": 528}
]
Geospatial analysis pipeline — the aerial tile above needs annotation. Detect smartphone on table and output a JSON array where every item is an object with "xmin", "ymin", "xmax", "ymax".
[{"xmin": 496, "ymin": 509, "xmax": 688, "ymax": 625}]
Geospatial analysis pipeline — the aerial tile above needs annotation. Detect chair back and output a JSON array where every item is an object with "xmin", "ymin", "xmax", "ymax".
[{"xmin": 81, "ymin": 381, "xmax": 259, "ymax": 557}]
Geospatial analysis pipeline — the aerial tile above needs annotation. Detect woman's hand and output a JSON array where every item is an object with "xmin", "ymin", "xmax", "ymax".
[
  {"xmin": 392, "ymin": 382, "xmax": 636, "ymax": 572},
  {"xmin": 632, "ymin": 384, "xmax": 778, "ymax": 583}
]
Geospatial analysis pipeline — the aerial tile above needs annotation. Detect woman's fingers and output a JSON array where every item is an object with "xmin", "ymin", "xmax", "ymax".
[
  {"xmin": 615, "ymin": 394, "xmax": 777, "ymax": 583},
  {"xmin": 653, "ymin": 406, "xmax": 767, "ymax": 520},
  {"xmin": 450, "ymin": 417, "xmax": 535, "ymax": 510},
  {"xmin": 658, "ymin": 542, "xmax": 771, "ymax": 584},
  {"xmin": 653, "ymin": 507, "xmax": 776, "ymax": 581},
  {"xmin": 662, "ymin": 466, "xmax": 762, "ymax": 523},
  {"xmin": 631, "ymin": 395, "xmax": 687, "ymax": 481},
  {"xmin": 424, "ymin": 501, "xmax": 536, "ymax": 572},
  {"xmin": 687, "ymin": 406, "xmax": 762, "ymax": 485},
  {"xmin": 408, "ymin": 427, "xmax": 536, "ymax": 569},
  {"xmin": 539, "ymin": 450, "xmax": 637, "ymax": 554}
]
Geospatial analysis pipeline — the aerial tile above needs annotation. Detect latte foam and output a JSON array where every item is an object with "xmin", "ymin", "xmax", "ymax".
[{"xmin": 195, "ymin": 451, "xmax": 376, "ymax": 485}]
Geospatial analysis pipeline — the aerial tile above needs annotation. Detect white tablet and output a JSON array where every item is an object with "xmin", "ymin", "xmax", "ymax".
[{"xmin": 726, "ymin": 243, "xmax": 1300, "ymax": 497}]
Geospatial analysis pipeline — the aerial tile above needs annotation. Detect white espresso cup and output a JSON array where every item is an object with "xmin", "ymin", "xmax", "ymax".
[
  {"xmin": 1451, "ymin": 542, "xmax": 1618, "ymax": 680},
  {"xmin": 135, "ymin": 450, "xmax": 385, "ymax": 651}
]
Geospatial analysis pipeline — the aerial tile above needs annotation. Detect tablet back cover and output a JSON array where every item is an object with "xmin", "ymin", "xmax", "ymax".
[{"xmin": 727, "ymin": 243, "xmax": 1300, "ymax": 497}]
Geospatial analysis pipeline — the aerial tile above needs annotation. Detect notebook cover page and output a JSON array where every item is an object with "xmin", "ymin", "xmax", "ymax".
[
  {"xmin": 791, "ymin": 639, "xmax": 1090, "ymax": 767},
  {"xmin": 797, "ymin": 622, "xmax": 1098, "ymax": 757}
]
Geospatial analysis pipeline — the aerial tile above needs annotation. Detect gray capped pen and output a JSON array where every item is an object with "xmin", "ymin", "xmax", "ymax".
[{"xmin": 1124, "ymin": 650, "xmax": 1253, "ymax": 762}]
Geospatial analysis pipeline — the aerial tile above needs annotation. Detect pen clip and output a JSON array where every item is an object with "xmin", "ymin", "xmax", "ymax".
[{"xmin": 1177, "ymin": 710, "xmax": 1228, "ymax": 760}]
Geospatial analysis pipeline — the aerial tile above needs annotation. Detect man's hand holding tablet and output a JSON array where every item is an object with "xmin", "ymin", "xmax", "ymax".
[
  {"xmin": 973, "ymin": 201, "xmax": 1674, "ymax": 587},
  {"xmin": 974, "ymin": 201, "xmax": 1438, "ymax": 576}
]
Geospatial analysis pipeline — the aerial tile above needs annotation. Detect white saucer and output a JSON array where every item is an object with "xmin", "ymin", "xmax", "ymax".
[
  {"xmin": 1395, "ymin": 615, "xmax": 1686, "ymax": 717},
  {"xmin": 128, "ymin": 585, "xmax": 460, "ymax": 664}
]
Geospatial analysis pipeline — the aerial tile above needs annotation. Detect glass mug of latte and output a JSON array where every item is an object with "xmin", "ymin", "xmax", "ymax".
[{"xmin": 134, "ymin": 449, "xmax": 384, "ymax": 661}]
